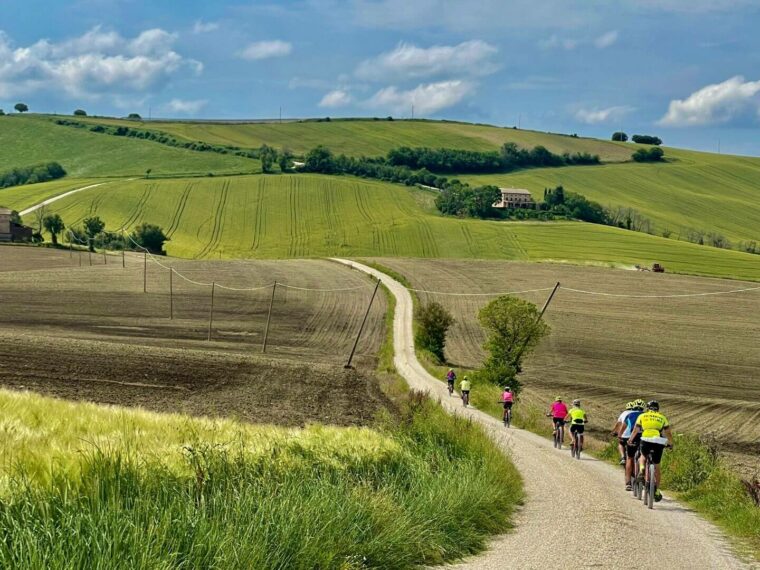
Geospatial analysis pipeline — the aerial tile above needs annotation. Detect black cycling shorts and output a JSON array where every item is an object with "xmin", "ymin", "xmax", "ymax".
[
  {"xmin": 503, "ymin": 402, "xmax": 513, "ymax": 409},
  {"xmin": 552, "ymin": 418, "xmax": 565, "ymax": 427},
  {"xmin": 625, "ymin": 435, "xmax": 641, "ymax": 459},
  {"xmin": 461, "ymin": 390, "xmax": 470, "ymax": 395},
  {"xmin": 570, "ymin": 423, "xmax": 585, "ymax": 434},
  {"xmin": 640, "ymin": 440, "xmax": 666, "ymax": 464}
]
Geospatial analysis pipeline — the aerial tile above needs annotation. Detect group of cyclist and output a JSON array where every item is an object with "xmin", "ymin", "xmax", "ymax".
[{"xmin": 445, "ymin": 368, "xmax": 673, "ymax": 502}]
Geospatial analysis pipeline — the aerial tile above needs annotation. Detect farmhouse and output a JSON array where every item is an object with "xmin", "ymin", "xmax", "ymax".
[
  {"xmin": 0, "ymin": 208, "xmax": 33, "ymax": 242},
  {"xmin": 493, "ymin": 188, "xmax": 535, "ymax": 209}
]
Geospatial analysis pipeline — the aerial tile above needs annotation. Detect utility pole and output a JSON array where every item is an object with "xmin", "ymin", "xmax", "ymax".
[
  {"xmin": 143, "ymin": 250, "xmax": 147, "ymax": 293},
  {"xmin": 512, "ymin": 282, "xmax": 560, "ymax": 369},
  {"xmin": 262, "ymin": 281, "xmax": 277, "ymax": 353},
  {"xmin": 345, "ymin": 279, "xmax": 381, "ymax": 369},
  {"xmin": 207, "ymin": 282, "xmax": 216, "ymax": 341}
]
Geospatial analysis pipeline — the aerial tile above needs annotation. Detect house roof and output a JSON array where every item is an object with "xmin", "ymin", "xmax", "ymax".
[{"xmin": 498, "ymin": 188, "xmax": 532, "ymax": 195}]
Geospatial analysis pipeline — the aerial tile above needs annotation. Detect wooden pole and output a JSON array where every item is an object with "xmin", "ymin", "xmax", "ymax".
[
  {"xmin": 69, "ymin": 237, "xmax": 72, "ymax": 258},
  {"xmin": 143, "ymin": 250, "xmax": 147, "ymax": 293},
  {"xmin": 169, "ymin": 268, "xmax": 174, "ymax": 320},
  {"xmin": 262, "ymin": 281, "xmax": 277, "ymax": 353},
  {"xmin": 88, "ymin": 240, "xmax": 93, "ymax": 266},
  {"xmin": 121, "ymin": 230, "xmax": 126, "ymax": 269},
  {"xmin": 512, "ymin": 281, "xmax": 560, "ymax": 369},
  {"xmin": 345, "ymin": 279, "xmax": 381, "ymax": 369},
  {"xmin": 207, "ymin": 282, "xmax": 216, "ymax": 341},
  {"xmin": 103, "ymin": 248, "xmax": 107, "ymax": 265}
]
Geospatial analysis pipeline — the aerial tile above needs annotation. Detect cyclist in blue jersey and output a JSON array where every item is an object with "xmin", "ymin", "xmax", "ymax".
[{"xmin": 620, "ymin": 399, "xmax": 645, "ymax": 490}]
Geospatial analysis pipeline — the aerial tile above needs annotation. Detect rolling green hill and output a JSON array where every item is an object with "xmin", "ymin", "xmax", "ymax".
[
  {"xmin": 0, "ymin": 178, "xmax": 100, "ymax": 212},
  {"xmin": 0, "ymin": 115, "xmax": 259, "ymax": 177},
  {"xmin": 30, "ymin": 173, "xmax": 760, "ymax": 281},
  {"xmin": 66, "ymin": 116, "xmax": 633, "ymax": 161},
  {"xmin": 461, "ymin": 147, "xmax": 760, "ymax": 245}
]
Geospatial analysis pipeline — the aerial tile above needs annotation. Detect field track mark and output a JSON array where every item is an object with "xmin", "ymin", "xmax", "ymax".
[
  {"xmin": 166, "ymin": 183, "xmax": 195, "ymax": 238},
  {"xmin": 250, "ymin": 178, "xmax": 265, "ymax": 251},
  {"xmin": 120, "ymin": 184, "xmax": 153, "ymax": 231},
  {"xmin": 19, "ymin": 182, "xmax": 109, "ymax": 217},
  {"xmin": 195, "ymin": 180, "xmax": 229, "ymax": 259}
]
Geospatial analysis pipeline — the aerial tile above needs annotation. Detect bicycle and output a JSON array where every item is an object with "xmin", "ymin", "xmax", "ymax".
[
  {"xmin": 548, "ymin": 416, "xmax": 564, "ymax": 449},
  {"xmin": 640, "ymin": 444, "xmax": 671, "ymax": 509},
  {"xmin": 461, "ymin": 391, "xmax": 470, "ymax": 407},
  {"xmin": 500, "ymin": 404, "xmax": 512, "ymax": 428},
  {"xmin": 570, "ymin": 425, "xmax": 584, "ymax": 459},
  {"xmin": 630, "ymin": 448, "xmax": 642, "ymax": 499},
  {"xmin": 447, "ymin": 381, "xmax": 454, "ymax": 397}
]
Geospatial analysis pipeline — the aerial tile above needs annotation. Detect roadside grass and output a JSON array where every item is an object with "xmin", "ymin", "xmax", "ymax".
[
  {"xmin": 37, "ymin": 174, "xmax": 760, "ymax": 281},
  {"xmin": 0, "ymin": 115, "xmax": 259, "ymax": 177},
  {"xmin": 65, "ymin": 116, "xmax": 632, "ymax": 161},
  {"xmin": 461, "ymin": 146, "xmax": 760, "ymax": 246},
  {"xmin": 0, "ymin": 388, "xmax": 521, "ymax": 568}
]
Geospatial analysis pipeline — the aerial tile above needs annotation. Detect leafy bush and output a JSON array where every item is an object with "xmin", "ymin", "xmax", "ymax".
[
  {"xmin": 415, "ymin": 302, "xmax": 455, "ymax": 362},
  {"xmin": 612, "ymin": 131, "xmax": 628, "ymax": 142},
  {"xmin": 130, "ymin": 223, "xmax": 169, "ymax": 255},
  {"xmin": 632, "ymin": 134, "xmax": 662, "ymax": 145},
  {"xmin": 0, "ymin": 162, "xmax": 66, "ymax": 188},
  {"xmin": 632, "ymin": 147, "xmax": 665, "ymax": 162},
  {"xmin": 73, "ymin": 109, "xmax": 87, "ymax": 116}
]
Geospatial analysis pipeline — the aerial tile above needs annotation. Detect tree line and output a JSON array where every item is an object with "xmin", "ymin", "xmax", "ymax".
[{"xmin": 0, "ymin": 162, "xmax": 66, "ymax": 189}]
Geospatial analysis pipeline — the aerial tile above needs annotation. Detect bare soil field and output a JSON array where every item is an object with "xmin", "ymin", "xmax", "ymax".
[
  {"xmin": 0, "ymin": 246, "xmax": 390, "ymax": 426},
  {"xmin": 378, "ymin": 258, "xmax": 760, "ymax": 474}
]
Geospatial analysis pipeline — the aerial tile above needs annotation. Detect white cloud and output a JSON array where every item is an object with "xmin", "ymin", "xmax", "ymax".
[
  {"xmin": 319, "ymin": 89, "xmax": 353, "ymax": 108},
  {"xmin": 659, "ymin": 76, "xmax": 760, "ymax": 127},
  {"xmin": 238, "ymin": 40, "xmax": 292, "ymax": 61},
  {"xmin": 166, "ymin": 98, "xmax": 207, "ymax": 114},
  {"xmin": 193, "ymin": 20, "xmax": 219, "ymax": 34},
  {"xmin": 575, "ymin": 105, "xmax": 635, "ymax": 124},
  {"xmin": 356, "ymin": 40, "xmax": 498, "ymax": 81},
  {"xmin": 366, "ymin": 80, "xmax": 474, "ymax": 115},
  {"xmin": 594, "ymin": 30, "xmax": 619, "ymax": 49},
  {"xmin": 0, "ymin": 27, "xmax": 200, "ymax": 100},
  {"xmin": 539, "ymin": 35, "xmax": 579, "ymax": 50}
]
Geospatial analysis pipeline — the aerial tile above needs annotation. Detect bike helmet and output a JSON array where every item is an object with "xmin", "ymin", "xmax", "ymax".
[
  {"xmin": 647, "ymin": 400, "xmax": 660, "ymax": 411},
  {"xmin": 504, "ymin": 386, "xmax": 511, "ymax": 391},
  {"xmin": 555, "ymin": 396, "xmax": 562, "ymax": 401},
  {"xmin": 573, "ymin": 399, "xmax": 581, "ymax": 406},
  {"xmin": 634, "ymin": 398, "xmax": 645, "ymax": 408},
  {"xmin": 625, "ymin": 401, "xmax": 634, "ymax": 410}
]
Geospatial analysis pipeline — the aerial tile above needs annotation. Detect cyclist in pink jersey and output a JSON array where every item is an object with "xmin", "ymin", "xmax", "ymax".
[
  {"xmin": 500, "ymin": 386, "xmax": 515, "ymax": 426},
  {"xmin": 547, "ymin": 397, "xmax": 569, "ymax": 444}
]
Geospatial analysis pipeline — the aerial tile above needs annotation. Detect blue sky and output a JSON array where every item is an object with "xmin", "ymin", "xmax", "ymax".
[{"xmin": 3, "ymin": 0, "xmax": 760, "ymax": 155}]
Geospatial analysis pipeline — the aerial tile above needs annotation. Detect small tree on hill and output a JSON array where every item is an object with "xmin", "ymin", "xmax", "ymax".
[
  {"xmin": 415, "ymin": 302, "xmax": 455, "ymax": 362},
  {"xmin": 478, "ymin": 296, "xmax": 550, "ymax": 375},
  {"xmin": 130, "ymin": 223, "xmax": 168, "ymax": 255},
  {"xmin": 43, "ymin": 214, "xmax": 65, "ymax": 245},
  {"xmin": 611, "ymin": 131, "xmax": 628, "ymax": 142},
  {"xmin": 74, "ymin": 109, "xmax": 87, "ymax": 116},
  {"xmin": 127, "ymin": 113, "xmax": 141, "ymax": 120},
  {"xmin": 14, "ymin": 103, "xmax": 29, "ymax": 113},
  {"xmin": 278, "ymin": 148, "xmax": 294, "ymax": 172},
  {"xmin": 83, "ymin": 216, "xmax": 106, "ymax": 251},
  {"xmin": 303, "ymin": 145, "xmax": 336, "ymax": 173},
  {"xmin": 259, "ymin": 144, "xmax": 277, "ymax": 173}
]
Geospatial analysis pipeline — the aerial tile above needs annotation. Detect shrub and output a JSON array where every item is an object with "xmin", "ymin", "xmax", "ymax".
[
  {"xmin": 415, "ymin": 302, "xmax": 454, "ymax": 362},
  {"xmin": 130, "ymin": 223, "xmax": 169, "ymax": 255},
  {"xmin": 612, "ymin": 131, "xmax": 628, "ymax": 142},
  {"xmin": 0, "ymin": 162, "xmax": 66, "ymax": 188},
  {"xmin": 632, "ymin": 147, "xmax": 665, "ymax": 162},
  {"xmin": 632, "ymin": 134, "xmax": 662, "ymax": 145},
  {"xmin": 73, "ymin": 109, "xmax": 87, "ymax": 116}
]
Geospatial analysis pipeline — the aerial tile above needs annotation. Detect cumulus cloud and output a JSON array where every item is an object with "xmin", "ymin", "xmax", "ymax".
[
  {"xmin": 319, "ymin": 89, "xmax": 353, "ymax": 108},
  {"xmin": 366, "ymin": 80, "xmax": 473, "ymax": 115},
  {"xmin": 238, "ymin": 40, "xmax": 292, "ymax": 61},
  {"xmin": 356, "ymin": 40, "xmax": 498, "ymax": 81},
  {"xmin": 193, "ymin": 20, "xmax": 220, "ymax": 34},
  {"xmin": 659, "ymin": 76, "xmax": 760, "ymax": 126},
  {"xmin": 0, "ymin": 27, "xmax": 200, "ymax": 100},
  {"xmin": 165, "ymin": 98, "xmax": 207, "ymax": 114},
  {"xmin": 594, "ymin": 30, "xmax": 619, "ymax": 49},
  {"xmin": 575, "ymin": 105, "xmax": 635, "ymax": 124}
]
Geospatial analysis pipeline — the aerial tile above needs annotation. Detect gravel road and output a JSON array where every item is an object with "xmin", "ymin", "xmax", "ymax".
[{"xmin": 335, "ymin": 259, "xmax": 753, "ymax": 570}]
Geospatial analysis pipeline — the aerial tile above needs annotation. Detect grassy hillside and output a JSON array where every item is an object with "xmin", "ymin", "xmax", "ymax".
[
  {"xmin": 0, "ymin": 178, "xmax": 100, "ymax": 212},
  {"xmin": 0, "ymin": 115, "xmax": 259, "ymax": 177},
  {"xmin": 462, "ymin": 147, "xmax": 760, "ymax": 245},
  {"xmin": 67, "ymin": 116, "xmax": 632, "ymax": 161},
  {"xmin": 0, "ymin": 389, "xmax": 521, "ymax": 568},
  {"xmin": 36, "ymin": 173, "xmax": 760, "ymax": 281}
]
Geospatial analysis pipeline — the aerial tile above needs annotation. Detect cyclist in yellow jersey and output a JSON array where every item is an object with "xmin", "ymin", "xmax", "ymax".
[
  {"xmin": 565, "ymin": 399, "xmax": 587, "ymax": 453},
  {"xmin": 459, "ymin": 376, "xmax": 471, "ymax": 407},
  {"xmin": 628, "ymin": 400, "xmax": 673, "ymax": 502}
]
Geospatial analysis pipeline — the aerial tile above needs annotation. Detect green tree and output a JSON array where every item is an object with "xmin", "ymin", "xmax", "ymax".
[
  {"xmin": 478, "ymin": 296, "xmax": 550, "ymax": 374},
  {"xmin": 464, "ymin": 185, "xmax": 500, "ymax": 218},
  {"xmin": 145, "ymin": 168, "xmax": 152, "ymax": 179},
  {"xmin": 611, "ymin": 131, "xmax": 628, "ymax": 142},
  {"xmin": 415, "ymin": 302, "xmax": 455, "ymax": 362},
  {"xmin": 73, "ymin": 109, "xmax": 87, "ymax": 116},
  {"xmin": 278, "ymin": 148, "xmax": 294, "ymax": 172},
  {"xmin": 14, "ymin": 103, "xmax": 28, "ymax": 113},
  {"xmin": 42, "ymin": 214, "xmax": 65, "ymax": 246},
  {"xmin": 0, "ymin": 109, "xmax": 5, "ymax": 116},
  {"xmin": 127, "ymin": 113, "xmax": 141, "ymax": 120},
  {"xmin": 259, "ymin": 144, "xmax": 277, "ymax": 173},
  {"xmin": 130, "ymin": 223, "xmax": 169, "ymax": 254},
  {"xmin": 303, "ymin": 145, "xmax": 336, "ymax": 174},
  {"xmin": 83, "ymin": 216, "xmax": 106, "ymax": 251}
]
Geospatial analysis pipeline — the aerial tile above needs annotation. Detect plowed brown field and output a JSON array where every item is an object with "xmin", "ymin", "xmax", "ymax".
[
  {"xmin": 378, "ymin": 258, "xmax": 760, "ymax": 474},
  {"xmin": 0, "ymin": 246, "xmax": 390, "ymax": 426}
]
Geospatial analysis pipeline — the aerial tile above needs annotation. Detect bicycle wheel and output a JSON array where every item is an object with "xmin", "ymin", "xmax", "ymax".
[
  {"xmin": 648, "ymin": 464, "xmax": 656, "ymax": 509},
  {"xmin": 576, "ymin": 436, "xmax": 582, "ymax": 460}
]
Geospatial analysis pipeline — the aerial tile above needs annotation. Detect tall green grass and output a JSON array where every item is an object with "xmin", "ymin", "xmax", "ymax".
[{"xmin": 0, "ymin": 390, "xmax": 521, "ymax": 569}]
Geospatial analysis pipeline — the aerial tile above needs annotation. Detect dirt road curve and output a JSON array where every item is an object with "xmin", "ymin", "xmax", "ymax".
[
  {"xmin": 19, "ymin": 182, "xmax": 108, "ymax": 216},
  {"xmin": 334, "ymin": 259, "xmax": 752, "ymax": 570}
]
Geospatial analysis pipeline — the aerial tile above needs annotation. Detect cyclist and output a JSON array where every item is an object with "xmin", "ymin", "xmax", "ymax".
[
  {"xmin": 459, "ymin": 376, "xmax": 471, "ymax": 407},
  {"xmin": 611, "ymin": 401, "xmax": 634, "ymax": 465},
  {"xmin": 620, "ymin": 399, "xmax": 645, "ymax": 490},
  {"xmin": 446, "ymin": 368, "xmax": 457, "ymax": 396},
  {"xmin": 628, "ymin": 400, "xmax": 673, "ymax": 502},
  {"xmin": 565, "ymin": 399, "xmax": 587, "ymax": 454},
  {"xmin": 547, "ymin": 397, "xmax": 568, "ymax": 445},
  {"xmin": 500, "ymin": 386, "xmax": 514, "ymax": 426}
]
